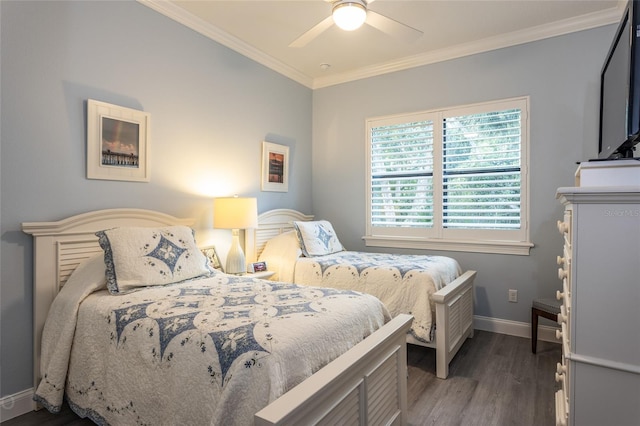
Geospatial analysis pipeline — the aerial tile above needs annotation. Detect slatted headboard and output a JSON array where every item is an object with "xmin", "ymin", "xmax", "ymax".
[
  {"xmin": 22, "ymin": 208, "xmax": 193, "ymax": 405},
  {"xmin": 245, "ymin": 209, "xmax": 314, "ymax": 263}
]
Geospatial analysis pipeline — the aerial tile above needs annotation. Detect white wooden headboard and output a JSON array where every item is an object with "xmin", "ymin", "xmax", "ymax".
[
  {"xmin": 245, "ymin": 209, "xmax": 313, "ymax": 263},
  {"xmin": 22, "ymin": 208, "xmax": 193, "ymax": 405}
]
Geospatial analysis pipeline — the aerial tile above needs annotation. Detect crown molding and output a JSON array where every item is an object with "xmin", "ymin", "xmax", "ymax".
[
  {"xmin": 139, "ymin": 0, "xmax": 622, "ymax": 90},
  {"xmin": 138, "ymin": 0, "xmax": 314, "ymax": 88},
  {"xmin": 312, "ymin": 6, "xmax": 623, "ymax": 89}
]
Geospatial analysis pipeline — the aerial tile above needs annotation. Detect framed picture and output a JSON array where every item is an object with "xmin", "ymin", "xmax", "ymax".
[
  {"xmin": 261, "ymin": 141, "xmax": 289, "ymax": 192},
  {"xmin": 87, "ymin": 99, "xmax": 150, "ymax": 182},
  {"xmin": 249, "ymin": 261, "xmax": 267, "ymax": 273},
  {"xmin": 201, "ymin": 245, "xmax": 223, "ymax": 272}
]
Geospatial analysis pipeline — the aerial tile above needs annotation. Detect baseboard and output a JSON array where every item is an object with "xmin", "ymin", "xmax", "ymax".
[
  {"xmin": 474, "ymin": 315, "xmax": 560, "ymax": 343},
  {"xmin": 0, "ymin": 389, "xmax": 34, "ymax": 423}
]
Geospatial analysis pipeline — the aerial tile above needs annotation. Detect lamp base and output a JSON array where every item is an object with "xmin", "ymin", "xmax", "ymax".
[{"xmin": 225, "ymin": 229, "xmax": 246, "ymax": 274}]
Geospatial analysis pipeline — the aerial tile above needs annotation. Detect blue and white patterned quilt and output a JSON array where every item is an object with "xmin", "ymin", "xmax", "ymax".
[
  {"xmin": 294, "ymin": 252, "xmax": 461, "ymax": 342},
  {"xmin": 34, "ymin": 256, "xmax": 389, "ymax": 426}
]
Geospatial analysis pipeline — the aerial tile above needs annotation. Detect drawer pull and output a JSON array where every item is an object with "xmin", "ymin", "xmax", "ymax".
[
  {"xmin": 558, "ymin": 305, "xmax": 568, "ymax": 324},
  {"xmin": 558, "ymin": 268, "xmax": 568, "ymax": 280},
  {"xmin": 557, "ymin": 220, "xmax": 569, "ymax": 234},
  {"xmin": 555, "ymin": 372, "xmax": 563, "ymax": 382},
  {"xmin": 557, "ymin": 255, "xmax": 566, "ymax": 266},
  {"xmin": 556, "ymin": 290, "xmax": 564, "ymax": 301},
  {"xmin": 556, "ymin": 329, "xmax": 562, "ymax": 340},
  {"xmin": 556, "ymin": 362, "xmax": 566, "ymax": 375}
]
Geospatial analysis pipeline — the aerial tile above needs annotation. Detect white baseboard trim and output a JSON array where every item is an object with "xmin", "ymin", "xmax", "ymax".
[
  {"xmin": 474, "ymin": 315, "xmax": 560, "ymax": 343},
  {"xmin": 0, "ymin": 388, "xmax": 34, "ymax": 423}
]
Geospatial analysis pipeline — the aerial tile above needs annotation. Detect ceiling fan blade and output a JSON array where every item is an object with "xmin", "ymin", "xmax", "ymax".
[
  {"xmin": 289, "ymin": 15, "xmax": 335, "ymax": 48},
  {"xmin": 366, "ymin": 10, "xmax": 422, "ymax": 43}
]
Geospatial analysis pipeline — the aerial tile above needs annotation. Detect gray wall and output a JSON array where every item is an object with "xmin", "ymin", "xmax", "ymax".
[
  {"xmin": 0, "ymin": 1, "xmax": 312, "ymax": 397},
  {"xmin": 312, "ymin": 26, "xmax": 615, "ymax": 323}
]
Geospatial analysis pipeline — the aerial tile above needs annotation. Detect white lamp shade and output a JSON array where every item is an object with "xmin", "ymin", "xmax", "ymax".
[
  {"xmin": 332, "ymin": 2, "xmax": 367, "ymax": 31},
  {"xmin": 214, "ymin": 197, "xmax": 258, "ymax": 274},
  {"xmin": 214, "ymin": 197, "xmax": 258, "ymax": 230}
]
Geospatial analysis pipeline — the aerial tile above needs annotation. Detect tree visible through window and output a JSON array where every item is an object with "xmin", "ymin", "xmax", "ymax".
[{"xmin": 366, "ymin": 97, "xmax": 531, "ymax": 255}]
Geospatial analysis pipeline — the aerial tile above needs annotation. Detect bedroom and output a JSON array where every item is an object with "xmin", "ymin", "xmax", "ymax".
[{"xmin": 0, "ymin": 0, "xmax": 625, "ymax": 423}]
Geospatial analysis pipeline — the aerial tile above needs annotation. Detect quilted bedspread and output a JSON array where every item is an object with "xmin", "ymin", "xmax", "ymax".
[
  {"xmin": 294, "ymin": 252, "xmax": 461, "ymax": 343},
  {"xmin": 35, "ymin": 263, "xmax": 389, "ymax": 425}
]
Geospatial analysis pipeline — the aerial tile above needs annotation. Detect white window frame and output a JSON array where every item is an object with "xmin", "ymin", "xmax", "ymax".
[{"xmin": 364, "ymin": 97, "xmax": 533, "ymax": 255}]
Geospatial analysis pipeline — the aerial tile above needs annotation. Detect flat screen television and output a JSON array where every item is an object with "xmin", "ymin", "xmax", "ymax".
[{"xmin": 598, "ymin": 0, "xmax": 640, "ymax": 159}]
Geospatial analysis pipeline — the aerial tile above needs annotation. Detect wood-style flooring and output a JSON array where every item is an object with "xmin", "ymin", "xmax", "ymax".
[
  {"xmin": 406, "ymin": 331, "xmax": 560, "ymax": 426},
  {"xmin": 4, "ymin": 330, "xmax": 561, "ymax": 426}
]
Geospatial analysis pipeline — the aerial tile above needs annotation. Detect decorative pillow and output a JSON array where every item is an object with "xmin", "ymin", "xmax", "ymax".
[
  {"xmin": 293, "ymin": 220, "xmax": 344, "ymax": 257},
  {"xmin": 258, "ymin": 230, "xmax": 302, "ymax": 282},
  {"xmin": 96, "ymin": 226, "xmax": 213, "ymax": 294}
]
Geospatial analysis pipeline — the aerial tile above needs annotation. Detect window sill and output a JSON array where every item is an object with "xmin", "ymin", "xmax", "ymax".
[{"xmin": 363, "ymin": 236, "xmax": 534, "ymax": 255}]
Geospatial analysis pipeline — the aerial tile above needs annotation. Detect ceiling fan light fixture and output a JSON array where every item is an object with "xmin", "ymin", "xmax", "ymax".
[{"xmin": 332, "ymin": 1, "xmax": 367, "ymax": 31}]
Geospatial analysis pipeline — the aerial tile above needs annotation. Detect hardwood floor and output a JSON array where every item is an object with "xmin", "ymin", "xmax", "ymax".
[
  {"xmin": 4, "ymin": 330, "xmax": 560, "ymax": 426},
  {"xmin": 406, "ymin": 331, "xmax": 561, "ymax": 426}
]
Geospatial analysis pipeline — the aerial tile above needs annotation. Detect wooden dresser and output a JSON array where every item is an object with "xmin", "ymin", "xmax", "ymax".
[{"xmin": 554, "ymin": 162, "xmax": 640, "ymax": 426}]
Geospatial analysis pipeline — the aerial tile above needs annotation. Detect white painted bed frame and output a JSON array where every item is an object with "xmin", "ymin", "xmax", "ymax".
[
  {"xmin": 246, "ymin": 208, "xmax": 477, "ymax": 379},
  {"xmin": 22, "ymin": 208, "xmax": 414, "ymax": 425}
]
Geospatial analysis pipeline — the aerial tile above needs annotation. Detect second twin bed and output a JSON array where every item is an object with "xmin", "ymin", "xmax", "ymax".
[{"xmin": 247, "ymin": 209, "xmax": 476, "ymax": 379}]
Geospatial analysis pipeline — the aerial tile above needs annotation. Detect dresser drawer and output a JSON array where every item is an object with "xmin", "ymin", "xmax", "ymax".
[
  {"xmin": 557, "ymin": 209, "xmax": 572, "ymax": 251},
  {"xmin": 558, "ymin": 304, "xmax": 569, "ymax": 327},
  {"xmin": 557, "ymin": 278, "xmax": 571, "ymax": 311},
  {"xmin": 555, "ymin": 361, "xmax": 567, "ymax": 395},
  {"xmin": 556, "ymin": 322, "xmax": 570, "ymax": 354},
  {"xmin": 557, "ymin": 355, "xmax": 571, "ymax": 412},
  {"xmin": 555, "ymin": 389, "xmax": 568, "ymax": 426}
]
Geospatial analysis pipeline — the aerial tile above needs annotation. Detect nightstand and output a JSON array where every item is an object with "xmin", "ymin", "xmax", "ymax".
[{"xmin": 245, "ymin": 270, "xmax": 275, "ymax": 280}]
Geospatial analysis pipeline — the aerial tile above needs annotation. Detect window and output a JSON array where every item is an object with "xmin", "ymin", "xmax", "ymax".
[{"xmin": 365, "ymin": 97, "xmax": 532, "ymax": 255}]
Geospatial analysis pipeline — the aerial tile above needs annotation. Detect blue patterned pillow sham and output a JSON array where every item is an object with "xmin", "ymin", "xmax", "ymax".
[
  {"xmin": 293, "ymin": 220, "xmax": 344, "ymax": 257},
  {"xmin": 96, "ymin": 226, "xmax": 213, "ymax": 294}
]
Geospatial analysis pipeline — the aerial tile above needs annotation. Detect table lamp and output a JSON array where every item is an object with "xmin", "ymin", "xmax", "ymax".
[{"xmin": 213, "ymin": 196, "xmax": 258, "ymax": 274}]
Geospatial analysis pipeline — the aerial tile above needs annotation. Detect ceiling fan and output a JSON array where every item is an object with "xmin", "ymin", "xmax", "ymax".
[{"xmin": 289, "ymin": 0, "xmax": 423, "ymax": 48}]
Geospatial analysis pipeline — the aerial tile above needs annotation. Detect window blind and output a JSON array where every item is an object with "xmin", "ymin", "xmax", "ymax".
[
  {"xmin": 365, "ymin": 97, "xmax": 530, "ymax": 254},
  {"xmin": 370, "ymin": 120, "xmax": 434, "ymax": 227},
  {"xmin": 442, "ymin": 108, "xmax": 522, "ymax": 230}
]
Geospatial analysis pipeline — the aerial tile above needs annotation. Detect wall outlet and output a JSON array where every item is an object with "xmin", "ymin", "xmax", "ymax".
[{"xmin": 508, "ymin": 289, "xmax": 518, "ymax": 303}]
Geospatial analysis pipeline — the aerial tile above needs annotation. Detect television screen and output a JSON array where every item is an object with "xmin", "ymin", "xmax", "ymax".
[{"xmin": 598, "ymin": 0, "xmax": 640, "ymax": 159}]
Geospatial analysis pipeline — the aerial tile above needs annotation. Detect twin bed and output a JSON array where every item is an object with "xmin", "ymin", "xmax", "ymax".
[
  {"xmin": 247, "ymin": 209, "xmax": 476, "ymax": 380},
  {"xmin": 22, "ymin": 207, "xmax": 476, "ymax": 425}
]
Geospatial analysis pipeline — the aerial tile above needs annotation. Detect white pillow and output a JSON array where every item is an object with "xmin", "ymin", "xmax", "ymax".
[
  {"xmin": 293, "ymin": 220, "xmax": 344, "ymax": 257},
  {"xmin": 60, "ymin": 254, "xmax": 107, "ymax": 296},
  {"xmin": 96, "ymin": 226, "xmax": 212, "ymax": 294},
  {"xmin": 258, "ymin": 230, "xmax": 302, "ymax": 282}
]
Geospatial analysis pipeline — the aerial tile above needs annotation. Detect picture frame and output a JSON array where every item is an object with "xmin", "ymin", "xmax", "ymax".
[
  {"xmin": 261, "ymin": 141, "xmax": 289, "ymax": 192},
  {"xmin": 87, "ymin": 99, "xmax": 151, "ymax": 182},
  {"xmin": 248, "ymin": 261, "xmax": 268, "ymax": 273},
  {"xmin": 201, "ymin": 245, "xmax": 224, "ymax": 272}
]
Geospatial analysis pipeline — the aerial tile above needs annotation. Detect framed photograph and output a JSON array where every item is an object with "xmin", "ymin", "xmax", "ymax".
[
  {"xmin": 249, "ymin": 261, "xmax": 267, "ymax": 273},
  {"xmin": 261, "ymin": 141, "xmax": 289, "ymax": 192},
  {"xmin": 201, "ymin": 245, "xmax": 223, "ymax": 272},
  {"xmin": 87, "ymin": 99, "xmax": 150, "ymax": 182}
]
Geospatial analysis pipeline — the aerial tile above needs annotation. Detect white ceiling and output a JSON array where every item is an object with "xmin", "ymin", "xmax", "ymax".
[{"xmin": 141, "ymin": 0, "xmax": 624, "ymax": 89}]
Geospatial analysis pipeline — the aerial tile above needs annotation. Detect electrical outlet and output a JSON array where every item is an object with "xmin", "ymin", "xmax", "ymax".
[{"xmin": 508, "ymin": 289, "xmax": 518, "ymax": 303}]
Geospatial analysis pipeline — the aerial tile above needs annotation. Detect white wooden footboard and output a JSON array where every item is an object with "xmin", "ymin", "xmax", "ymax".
[
  {"xmin": 405, "ymin": 270, "xmax": 476, "ymax": 379},
  {"xmin": 432, "ymin": 270, "xmax": 476, "ymax": 379},
  {"xmin": 255, "ymin": 314, "xmax": 414, "ymax": 426}
]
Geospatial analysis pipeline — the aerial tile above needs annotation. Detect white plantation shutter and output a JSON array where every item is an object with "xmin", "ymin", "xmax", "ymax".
[
  {"xmin": 370, "ymin": 119, "xmax": 434, "ymax": 228},
  {"xmin": 366, "ymin": 97, "xmax": 530, "ymax": 254},
  {"xmin": 442, "ymin": 108, "xmax": 522, "ymax": 230}
]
